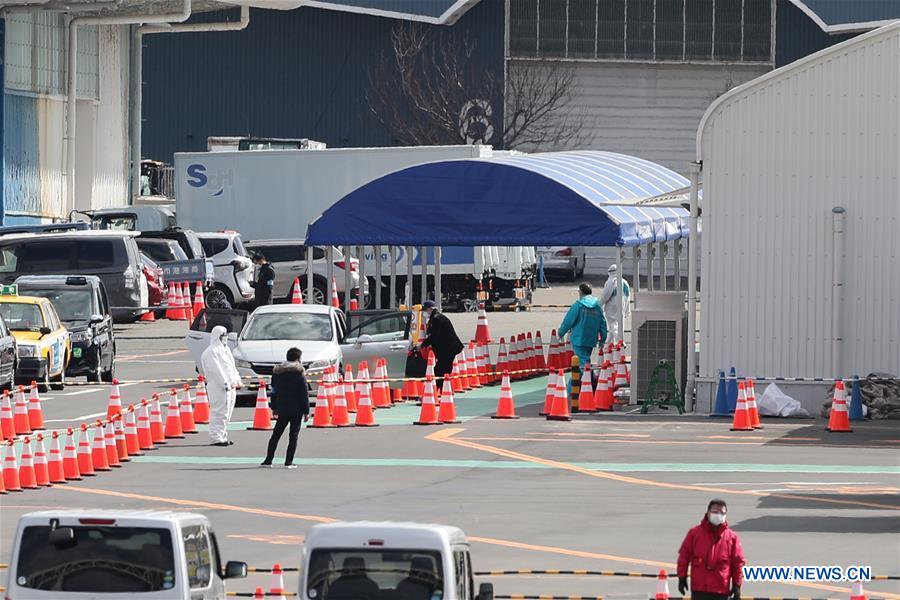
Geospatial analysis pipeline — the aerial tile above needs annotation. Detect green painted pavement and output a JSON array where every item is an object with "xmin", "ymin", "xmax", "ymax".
[{"xmin": 130, "ymin": 455, "xmax": 900, "ymax": 474}]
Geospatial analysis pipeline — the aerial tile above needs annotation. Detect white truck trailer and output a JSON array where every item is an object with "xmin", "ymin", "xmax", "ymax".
[{"xmin": 173, "ymin": 145, "xmax": 534, "ymax": 310}]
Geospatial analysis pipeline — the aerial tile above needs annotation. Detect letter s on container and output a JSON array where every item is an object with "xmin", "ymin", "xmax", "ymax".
[{"xmin": 187, "ymin": 164, "xmax": 208, "ymax": 188}]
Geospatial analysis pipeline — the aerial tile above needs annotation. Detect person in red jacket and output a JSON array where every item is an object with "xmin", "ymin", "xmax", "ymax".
[{"xmin": 678, "ymin": 499, "xmax": 746, "ymax": 600}]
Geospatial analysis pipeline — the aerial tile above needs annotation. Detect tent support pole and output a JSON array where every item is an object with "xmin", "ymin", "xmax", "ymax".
[
  {"xmin": 646, "ymin": 244, "xmax": 654, "ymax": 291},
  {"xmin": 632, "ymin": 246, "xmax": 640, "ymax": 299},
  {"xmin": 343, "ymin": 246, "xmax": 351, "ymax": 313},
  {"xmin": 659, "ymin": 241, "xmax": 667, "ymax": 291},
  {"xmin": 686, "ymin": 161, "xmax": 701, "ymax": 412},
  {"xmin": 405, "ymin": 246, "xmax": 413, "ymax": 306},
  {"xmin": 674, "ymin": 239, "xmax": 681, "ymax": 290},
  {"xmin": 326, "ymin": 246, "xmax": 334, "ymax": 306},
  {"xmin": 419, "ymin": 245, "xmax": 427, "ymax": 304},
  {"xmin": 307, "ymin": 247, "xmax": 314, "ymax": 303},
  {"xmin": 616, "ymin": 246, "xmax": 624, "ymax": 345},
  {"xmin": 435, "ymin": 246, "xmax": 442, "ymax": 311},
  {"xmin": 389, "ymin": 247, "xmax": 397, "ymax": 309},
  {"xmin": 357, "ymin": 245, "xmax": 365, "ymax": 309},
  {"xmin": 374, "ymin": 245, "xmax": 382, "ymax": 309}
]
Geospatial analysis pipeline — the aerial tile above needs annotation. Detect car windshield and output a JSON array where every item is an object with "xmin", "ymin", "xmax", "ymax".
[
  {"xmin": 93, "ymin": 215, "xmax": 136, "ymax": 231},
  {"xmin": 16, "ymin": 525, "xmax": 176, "ymax": 593},
  {"xmin": 19, "ymin": 289, "xmax": 94, "ymax": 323},
  {"xmin": 0, "ymin": 302, "xmax": 45, "ymax": 331},
  {"xmin": 307, "ymin": 549, "xmax": 443, "ymax": 599},
  {"xmin": 242, "ymin": 312, "xmax": 332, "ymax": 341}
]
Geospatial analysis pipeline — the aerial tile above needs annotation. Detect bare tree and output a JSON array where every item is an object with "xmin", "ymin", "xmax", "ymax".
[{"xmin": 368, "ymin": 22, "xmax": 586, "ymax": 150}]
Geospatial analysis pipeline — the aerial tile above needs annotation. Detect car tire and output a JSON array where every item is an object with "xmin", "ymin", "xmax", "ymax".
[
  {"xmin": 37, "ymin": 370, "xmax": 51, "ymax": 394},
  {"xmin": 302, "ymin": 276, "xmax": 328, "ymax": 305},
  {"xmin": 50, "ymin": 369, "xmax": 65, "ymax": 391},
  {"xmin": 87, "ymin": 368, "xmax": 100, "ymax": 383},
  {"xmin": 101, "ymin": 358, "xmax": 115, "ymax": 383},
  {"xmin": 206, "ymin": 286, "xmax": 233, "ymax": 309}
]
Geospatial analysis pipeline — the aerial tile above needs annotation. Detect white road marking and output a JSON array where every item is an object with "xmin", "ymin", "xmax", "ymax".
[
  {"xmin": 123, "ymin": 360, "xmax": 196, "ymax": 364},
  {"xmin": 45, "ymin": 411, "xmax": 107, "ymax": 423},
  {"xmin": 61, "ymin": 382, "xmax": 139, "ymax": 397},
  {"xmin": 691, "ymin": 481, "xmax": 879, "ymax": 486}
]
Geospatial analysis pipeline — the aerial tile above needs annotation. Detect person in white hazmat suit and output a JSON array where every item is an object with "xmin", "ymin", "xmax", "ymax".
[
  {"xmin": 600, "ymin": 264, "xmax": 631, "ymax": 343},
  {"xmin": 201, "ymin": 325, "xmax": 242, "ymax": 446}
]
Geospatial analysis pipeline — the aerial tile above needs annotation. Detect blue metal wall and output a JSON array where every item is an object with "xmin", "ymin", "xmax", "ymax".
[
  {"xmin": 141, "ymin": 2, "xmax": 505, "ymax": 164},
  {"xmin": 775, "ymin": 0, "xmax": 856, "ymax": 67}
]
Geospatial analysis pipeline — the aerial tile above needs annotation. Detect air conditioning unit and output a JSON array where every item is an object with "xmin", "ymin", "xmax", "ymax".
[{"xmin": 630, "ymin": 292, "xmax": 688, "ymax": 405}]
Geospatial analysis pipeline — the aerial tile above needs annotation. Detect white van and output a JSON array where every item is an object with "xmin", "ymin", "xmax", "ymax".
[
  {"xmin": 5, "ymin": 510, "xmax": 247, "ymax": 600},
  {"xmin": 300, "ymin": 521, "xmax": 493, "ymax": 600}
]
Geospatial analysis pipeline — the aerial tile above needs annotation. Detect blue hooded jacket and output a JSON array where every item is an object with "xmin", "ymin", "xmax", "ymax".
[{"xmin": 558, "ymin": 295, "xmax": 608, "ymax": 348}]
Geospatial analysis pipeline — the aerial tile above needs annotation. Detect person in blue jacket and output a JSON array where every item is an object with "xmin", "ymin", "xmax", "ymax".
[{"xmin": 558, "ymin": 282, "xmax": 608, "ymax": 369}]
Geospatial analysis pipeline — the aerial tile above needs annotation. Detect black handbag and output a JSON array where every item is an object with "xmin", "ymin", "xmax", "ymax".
[{"xmin": 405, "ymin": 348, "xmax": 428, "ymax": 378}]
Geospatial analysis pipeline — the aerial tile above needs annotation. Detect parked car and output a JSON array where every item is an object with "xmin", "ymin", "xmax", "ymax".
[
  {"xmin": 15, "ymin": 276, "xmax": 116, "ymax": 383},
  {"xmin": 536, "ymin": 246, "xmax": 586, "ymax": 281},
  {"xmin": 5, "ymin": 510, "xmax": 247, "ymax": 600},
  {"xmin": 301, "ymin": 522, "xmax": 493, "ymax": 600},
  {"xmin": 140, "ymin": 254, "xmax": 167, "ymax": 310},
  {"xmin": 0, "ymin": 231, "xmax": 146, "ymax": 323},
  {"xmin": 137, "ymin": 237, "xmax": 189, "ymax": 264},
  {"xmin": 0, "ymin": 312, "xmax": 17, "ymax": 392},
  {"xmin": 196, "ymin": 231, "xmax": 254, "ymax": 308},
  {"xmin": 0, "ymin": 291, "xmax": 69, "ymax": 391},
  {"xmin": 185, "ymin": 305, "xmax": 411, "ymax": 398},
  {"xmin": 243, "ymin": 240, "xmax": 367, "ymax": 306},
  {"xmin": 88, "ymin": 205, "xmax": 176, "ymax": 231},
  {"xmin": 139, "ymin": 228, "xmax": 206, "ymax": 262}
]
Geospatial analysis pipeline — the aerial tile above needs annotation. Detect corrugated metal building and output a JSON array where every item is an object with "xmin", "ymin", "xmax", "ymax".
[{"xmin": 695, "ymin": 22, "xmax": 900, "ymax": 410}]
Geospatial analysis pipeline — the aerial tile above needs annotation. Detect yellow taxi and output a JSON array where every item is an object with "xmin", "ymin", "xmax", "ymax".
[{"xmin": 0, "ymin": 285, "xmax": 70, "ymax": 391}]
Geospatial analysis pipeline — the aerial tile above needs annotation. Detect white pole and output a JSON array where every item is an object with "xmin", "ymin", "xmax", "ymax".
[
  {"xmin": 674, "ymin": 239, "xmax": 682, "ymax": 290},
  {"xmin": 685, "ymin": 161, "xmax": 701, "ymax": 410},
  {"xmin": 389, "ymin": 246, "xmax": 397, "ymax": 309},
  {"xmin": 419, "ymin": 245, "xmax": 427, "ymax": 304},
  {"xmin": 435, "ymin": 246, "xmax": 442, "ymax": 311},
  {"xmin": 374, "ymin": 245, "xmax": 382, "ymax": 309},
  {"xmin": 326, "ymin": 246, "xmax": 334, "ymax": 306},
  {"xmin": 646, "ymin": 243, "xmax": 655, "ymax": 291},
  {"xmin": 405, "ymin": 246, "xmax": 413, "ymax": 306},
  {"xmin": 658, "ymin": 241, "xmax": 667, "ymax": 291},
  {"xmin": 632, "ymin": 246, "xmax": 640, "ymax": 300},
  {"xmin": 832, "ymin": 207, "xmax": 846, "ymax": 377},
  {"xmin": 616, "ymin": 246, "xmax": 624, "ymax": 344},
  {"xmin": 343, "ymin": 246, "xmax": 352, "ymax": 312},
  {"xmin": 357, "ymin": 245, "xmax": 365, "ymax": 308},
  {"xmin": 306, "ymin": 246, "xmax": 314, "ymax": 303}
]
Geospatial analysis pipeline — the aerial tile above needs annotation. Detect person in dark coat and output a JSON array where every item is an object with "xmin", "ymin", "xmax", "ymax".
[
  {"xmin": 250, "ymin": 253, "xmax": 275, "ymax": 308},
  {"xmin": 417, "ymin": 300, "xmax": 464, "ymax": 390},
  {"xmin": 260, "ymin": 347, "xmax": 309, "ymax": 468},
  {"xmin": 677, "ymin": 499, "xmax": 746, "ymax": 600}
]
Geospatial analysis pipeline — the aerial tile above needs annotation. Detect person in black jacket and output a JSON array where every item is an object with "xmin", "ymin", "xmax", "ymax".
[
  {"xmin": 250, "ymin": 253, "xmax": 275, "ymax": 308},
  {"xmin": 417, "ymin": 300, "xmax": 464, "ymax": 390},
  {"xmin": 260, "ymin": 347, "xmax": 309, "ymax": 469}
]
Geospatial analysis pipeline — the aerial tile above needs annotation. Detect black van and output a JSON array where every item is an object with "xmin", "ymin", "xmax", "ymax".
[{"xmin": 0, "ymin": 232, "xmax": 145, "ymax": 322}]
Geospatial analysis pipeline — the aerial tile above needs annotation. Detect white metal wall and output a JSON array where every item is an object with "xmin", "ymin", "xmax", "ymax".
[
  {"xmin": 510, "ymin": 60, "xmax": 770, "ymax": 175},
  {"xmin": 698, "ymin": 23, "xmax": 900, "ymax": 380}
]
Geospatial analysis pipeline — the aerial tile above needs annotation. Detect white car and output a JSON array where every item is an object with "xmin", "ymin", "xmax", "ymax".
[
  {"xmin": 197, "ymin": 232, "xmax": 254, "ymax": 308},
  {"xmin": 536, "ymin": 246, "xmax": 586, "ymax": 281},
  {"xmin": 243, "ymin": 240, "xmax": 368, "ymax": 306},
  {"xmin": 5, "ymin": 510, "xmax": 247, "ymax": 599},
  {"xmin": 185, "ymin": 305, "xmax": 412, "ymax": 396}
]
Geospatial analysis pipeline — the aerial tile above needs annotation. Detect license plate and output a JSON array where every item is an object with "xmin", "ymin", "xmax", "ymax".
[{"xmin": 72, "ymin": 347, "xmax": 82, "ymax": 358}]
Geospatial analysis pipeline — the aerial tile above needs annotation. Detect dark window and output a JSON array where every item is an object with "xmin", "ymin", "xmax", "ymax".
[
  {"xmin": 510, "ymin": 0, "xmax": 539, "ymax": 57},
  {"xmin": 15, "ymin": 525, "xmax": 176, "ymax": 592},
  {"xmin": 190, "ymin": 309, "xmax": 247, "ymax": 334},
  {"xmin": 250, "ymin": 245, "xmax": 303, "ymax": 263},
  {"xmin": 714, "ymin": 0, "xmax": 743, "ymax": 60},
  {"xmin": 538, "ymin": 0, "xmax": 568, "ymax": 57},
  {"xmin": 743, "ymin": 0, "xmax": 771, "ymax": 61},
  {"xmin": 597, "ymin": 0, "xmax": 626, "ymax": 58},
  {"xmin": 656, "ymin": 0, "xmax": 685, "ymax": 60},
  {"xmin": 307, "ymin": 549, "xmax": 444, "ymax": 598},
  {"xmin": 19, "ymin": 243, "xmax": 75, "ymax": 273},
  {"xmin": 626, "ymin": 0, "xmax": 654, "ymax": 59},
  {"xmin": 75, "ymin": 241, "xmax": 116, "ymax": 270},
  {"xmin": 200, "ymin": 238, "xmax": 229, "ymax": 257},
  {"xmin": 568, "ymin": 0, "xmax": 598, "ymax": 58},
  {"xmin": 685, "ymin": 0, "xmax": 714, "ymax": 60},
  {"xmin": 313, "ymin": 247, "xmax": 327, "ymax": 260}
]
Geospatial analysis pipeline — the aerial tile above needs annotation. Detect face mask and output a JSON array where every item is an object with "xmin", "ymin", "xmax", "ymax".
[{"xmin": 708, "ymin": 512, "xmax": 726, "ymax": 526}]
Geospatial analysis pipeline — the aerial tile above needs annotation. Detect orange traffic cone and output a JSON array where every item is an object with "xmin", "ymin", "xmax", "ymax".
[
  {"xmin": 124, "ymin": 409, "xmax": 143, "ymax": 456},
  {"xmin": 309, "ymin": 383, "xmax": 334, "ymax": 428},
  {"xmin": 655, "ymin": 570, "xmax": 670, "ymax": 600},
  {"xmin": 358, "ymin": 361, "xmax": 377, "ymax": 406},
  {"xmin": 27, "ymin": 383, "xmax": 45, "ymax": 430},
  {"xmin": 730, "ymin": 381, "xmax": 753, "ymax": 431},
  {"xmin": 354, "ymin": 379, "xmax": 378, "ymax": 427},
  {"xmin": 372, "ymin": 360, "xmax": 391, "ymax": 408},
  {"xmin": 179, "ymin": 385, "xmax": 197, "ymax": 434},
  {"xmin": 139, "ymin": 307, "xmax": 156, "ymax": 321},
  {"xmin": 252, "ymin": 588, "xmax": 265, "ymax": 600},
  {"xmin": 475, "ymin": 305, "xmax": 492, "ymax": 343},
  {"xmin": 548, "ymin": 329, "xmax": 560, "ymax": 369},
  {"xmin": 193, "ymin": 377, "xmax": 210, "ymax": 424},
  {"xmin": 438, "ymin": 379, "xmax": 460, "ymax": 424},
  {"xmin": 495, "ymin": 338, "xmax": 508, "ymax": 376},
  {"xmin": 577, "ymin": 365, "xmax": 596, "ymax": 412},
  {"xmin": 827, "ymin": 380, "xmax": 852, "ymax": 433},
  {"xmin": 392, "ymin": 388, "xmax": 403, "ymax": 404},
  {"xmin": 247, "ymin": 382, "xmax": 274, "ymax": 430},
  {"xmin": 270, "ymin": 563, "xmax": 287, "ymax": 599},
  {"xmin": 182, "ymin": 283, "xmax": 194, "ymax": 322},
  {"xmin": 47, "ymin": 431, "xmax": 65, "ymax": 483},
  {"xmin": 3, "ymin": 442, "xmax": 22, "ymax": 491},
  {"xmin": 535, "ymin": 331, "xmax": 547, "ymax": 371},
  {"xmin": 114, "ymin": 417, "xmax": 131, "ymax": 462},
  {"xmin": 76, "ymin": 424, "xmax": 96, "ymax": 476},
  {"xmin": 91, "ymin": 424, "xmax": 111, "ymax": 472},
  {"xmin": 137, "ymin": 403, "xmax": 155, "ymax": 450},
  {"xmin": 330, "ymin": 277, "xmax": 340, "ymax": 308},
  {"xmin": 467, "ymin": 343, "xmax": 481, "ymax": 388},
  {"xmin": 492, "ymin": 372, "xmax": 519, "ymax": 419},
  {"xmin": 330, "ymin": 380, "xmax": 352, "ymax": 427},
  {"xmin": 547, "ymin": 370, "xmax": 572, "ymax": 421},
  {"xmin": 291, "ymin": 278, "xmax": 304, "ymax": 304},
  {"xmin": 164, "ymin": 282, "xmax": 179, "ymax": 320},
  {"xmin": 150, "ymin": 394, "xmax": 166, "ymax": 444},
  {"xmin": 13, "ymin": 386, "xmax": 31, "ymax": 435},
  {"xmin": 414, "ymin": 376, "xmax": 440, "ymax": 425},
  {"xmin": 0, "ymin": 391, "xmax": 15, "ymax": 440},
  {"xmin": 107, "ymin": 379, "xmax": 123, "ymax": 419},
  {"xmin": 192, "ymin": 281, "xmax": 206, "ymax": 315},
  {"xmin": 164, "ymin": 394, "xmax": 185, "ymax": 439},
  {"xmin": 850, "ymin": 581, "xmax": 868, "ymax": 600},
  {"xmin": 343, "ymin": 366, "xmax": 358, "ymax": 412},
  {"xmin": 541, "ymin": 370, "xmax": 558, "ymax": 416},
  {"xmin": 33, "ymin": 433, "xmax": 51, "ymax": 486},
  {"xmin": 594, "ymin": 362, "xmax": 614, "ymax": 411},
  {"xmin": 104, "ymin": 422, "xmax": 121, "ymax": 468},
  {"xmin": 62, "ymin": 429, "xmax": 82, "ymax": 480},
  {"xmin": 746, "ymin": 380, "xmax": 762, "ymax": 429},
  {"xmin": 18, "ymin": 437, "xmax": 38, "ymax": 489}
]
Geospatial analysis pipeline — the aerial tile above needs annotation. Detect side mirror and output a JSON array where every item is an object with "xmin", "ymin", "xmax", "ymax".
[
  {"xmin": 224, "ymin": 561, "xmax": 248, "ymax": 579},
  {"xmin": 48, "ymin": 527, "xmax": 76, "ymax": 549},
  {"xmin": 89, "ymin": 314, "xmax": 105, "ymax": 324},
  {"xmin": 477, "ymin": 582, "xmax": 494, "ymax": 600},
  {"xmin": 355, "ymin": 334, "xmax": 374, "ymax": 346},
  {"xmin": 226, "ymin": 332, "xmax": 238, "ymax": 343},
  {"xmin": 39, "ymin": 326, "xmax": 52, "ymax": 335}
]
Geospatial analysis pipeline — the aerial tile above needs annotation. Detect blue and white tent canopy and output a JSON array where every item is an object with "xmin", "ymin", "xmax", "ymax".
[{"xmin": 305, "ymin": 151, "xmax": 691, "ymax": 248}]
